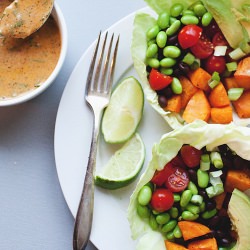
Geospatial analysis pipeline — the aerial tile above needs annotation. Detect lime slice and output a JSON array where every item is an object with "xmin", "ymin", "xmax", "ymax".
[
  {"xmin": 102, "ymin": 76, "xmax": 144, "ymax": 143},
  {"xmin": 95, "ymin": 133, "xmax": 145, "ymax": 189}
]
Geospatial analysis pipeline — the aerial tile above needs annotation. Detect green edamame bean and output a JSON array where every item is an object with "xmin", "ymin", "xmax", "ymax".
[
  {"xmin": 169, "ymin": 17, "xmax": 177, "ymax": 25},
  {"xmin": 156, "ymin": 212, "xmax": 170, "ymax": 225},
  {"xmin": 149, "ymin": 214, "xmax": 158, "ymax": 230},
  {"xmin": 169, "ymin": 207, "xmax": 179, "ymax": 219},
  {"xmin": 146, "ymin": 43, "xmax": 158, "ymax": 58},
  {"xmin": 182, "ymin": 10, "xmax": 195, "ymax": 16},
  {"xmin": 202, "ymin": 208, "xmax": 217, "ymax": 219},
  {"xmin": 202, "ymin": 12, "xmax": 213, "ymax": 27},
  {"xmin": 181, "ymin": 15, "xmax": 199, "ymax": 25},
  {"xmin": 137, "ymin": 204, "xmax": 150, "ymax": 218},
  {"xmin": 147, "ymin": 25, "xmax": 160, "ymax": 40},
  {"xmin": 162, "ymin": 220, "xmax": 177, "ymax": 233},
  {"xmin": 147, "ymin": 39, "xmax": 156, "ymax": 47},
  {"xmin": 163, "ymin": 46, "xmax": 181, "ymax": 58},
  {"xmin": 173, "ymin": 225, "xmax": 182, "ymax": 238},
  {"xmin": 186, "ymin": 204, "xmax": 200, "ymax": 214},
  {"xmin": 181, "ymin": 211, "xmax": 199, "ymax": 221},
  {"xmin": 193, "ymin": 4, "xmax": 207, "ymax": 16},
  {"xmin": 157, "ymin": 12, "xmax": 170, "ymax": 29},
  {"xmin": 147, "ymin": 58, "xmax": 160, "ymax": 68},
  {"xmin": 199, "ymin": 201, "xmax": 206, "ymax": 212},
  {"xmin": 180, "ymin": 190, "xmax": 192, "ymax": 207},
  {"xmin": 174, "ymin": 193, "xmax": 181, "ymax": 202},
  {"xmin": 170, "ymin": 3, "xmax": 184, "ymax": 17},
  {"xmin": 197, "ymin": 169, "xmax": 209, "ymax": 188},
  {"xmin": 156, "ymin": 31, "xmax": 167, "ymax": 48},
  {"xmin": 138, "ymin": 185, "xmax": 152, "ymax": 206},
  {"xmin": 188, "ymin": 181, "xmax": 198, "ymax": 195},
  {"xmin": 166, "ymin": 20, "xmax": 181, "ymax": 36},
  {"xmin": 171, "ymin": 77, "xmax": 182, "ymax": 94},
  {"xmin": 166, "ymin": 231, "xmax": 175, "ymax": 240},
  {"xmin": 160, "ymin": 58, "xmax": 176, "ymax": 68},
  {"xmin": 161, "ymin": 68, "xmax": 173, "ymax": 75}
]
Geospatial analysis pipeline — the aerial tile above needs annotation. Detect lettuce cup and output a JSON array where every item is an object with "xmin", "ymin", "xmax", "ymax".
[
  {"xmin": 128, "ymin": 120, "xmax": 250, "ymax": 250},
  {"xmin": 131, "ymin": 0, "xmax": 250, "ymax": 129}
]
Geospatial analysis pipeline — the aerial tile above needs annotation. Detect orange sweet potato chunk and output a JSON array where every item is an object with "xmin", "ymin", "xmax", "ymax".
[
  {"xmin": 210, "ymin": 105, "xmax": 233, "ymax": 124},
  {"xmin": 182, "ymin": 90, "xmax": 211, "ymax": 123},
  {"xmin": 188, "ymin": 68, "xmax": 211, "ymax": 92},
  {"xmin": 165, "ymin": 241, "xmax": 188, "ymax": 250},
  {"xmin": 225, "ymin": 170, "xmax": 250, "ymax": 193},
  {"xmin": 208, "ymin": 83, "xmax": 230, "ymax": 108},
  {"xmin": 188, "ymin": 238, "xmax": 218, "ymax": 250},
  {"xmin": 234, "ymin": 57, "xmax": 250, "ymax": 89},
  {"xmin": 232, "ymin": 90, "xmax": 250, "ymax": 118},
  {"xmin": 165, "ymin": 94, "xmax": 182, "ymax": 113},
  {"xmin": 224, "ymin": 77, "xmax": 239, "ymax": 90}
]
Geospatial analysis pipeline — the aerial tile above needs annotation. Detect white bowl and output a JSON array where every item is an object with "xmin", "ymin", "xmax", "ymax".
[{"xmin": 0, "ymin": 2, "xmax": 67, "ymax": 106}]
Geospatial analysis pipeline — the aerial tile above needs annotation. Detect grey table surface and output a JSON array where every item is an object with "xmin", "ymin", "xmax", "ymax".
[{"xmin": 0, "ymin": 0, "xmax": 146, "ymax": 249}]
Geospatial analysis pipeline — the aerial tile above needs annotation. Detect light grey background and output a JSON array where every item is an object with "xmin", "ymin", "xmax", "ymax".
[{"xmin": 0, "ymin": 0, "xmax": 146, "ymax": 249}]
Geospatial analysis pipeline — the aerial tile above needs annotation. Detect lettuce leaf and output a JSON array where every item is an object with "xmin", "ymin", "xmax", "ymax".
[{"xmin": 127, "ymin": 120, "xmax": 250, "ymax": 249}]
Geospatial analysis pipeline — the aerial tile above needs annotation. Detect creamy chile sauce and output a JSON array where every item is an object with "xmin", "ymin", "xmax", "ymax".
[{"xmin": 0, "ymin": 0, "xmax": 61, "ymax": 99}]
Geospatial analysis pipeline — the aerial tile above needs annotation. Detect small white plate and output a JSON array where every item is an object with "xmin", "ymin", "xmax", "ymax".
[{"xmin": 54, "ymin": 6, "xmax": 170, "ymax": 250}]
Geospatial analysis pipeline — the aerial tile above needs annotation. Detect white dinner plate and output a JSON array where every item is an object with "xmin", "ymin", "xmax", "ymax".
[{"xmin": 54, "ymin": 6, "xmax": 171, "ymax": 250}]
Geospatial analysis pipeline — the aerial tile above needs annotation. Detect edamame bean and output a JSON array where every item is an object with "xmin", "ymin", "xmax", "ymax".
[
  {"xmin": 166, "ymin": 231, "xmax": 175, "ymax": 240},
  {"xmin": 186, "ymin": 204, "xmax": 200, "ymax": 214},
  {"xmin": 182, "ymin": 10, "xmax": 195, "ymax": 16},
  {"xmin": 202, "ymin": 12, "xmax": 213, "ymax": 27},
  {"xmin": 160, "ymin": 58, "xmax": 176, "ymax": 68},
  {"xmin": 162, "ymin": 220, "xmax": 177, "ymax": 233},
  {"xmin": 156, "ymin": 31, "xmax": 167, "ymax": 48},
  {"xmin": 161, "ymin": 68, "xmax": 173, "ymax": 75},
  {"xmin": 138, "ymin": 185, "xmax": 152, "ymax": 205},
  {"xmin": 147, "ymin": 39, "xmax": 156, "ymax": 46},
  {"xmin": 174, "ymin": 193, "xmax": 181, "ymax": 202},
  {"xmin": 163, "ymin": 46, "xmax": 181, "ymax": 58},
  {"xmin": 193, "ymin": 4, "xmax": 207, "ymax": 16},
  {"xmin": 180, "ymin": 190, "xmax": 193, "ymax": 207},
  {"xmin": 156, "ymin": 212, "xmax": 170, "ymax": 224},
  {"xmin": 202, "ymin": 208, "xmax": 217, "ymax": 219},
  {"xmin": 166, "ymin": 20, "xmax": 181, "ymax": 36},
  {"xmin": 149, "ymin": 214, "xmax": 158, "ymax": 230},
  {"xmin": 157, "ymin": 12, "xmax": 170, "ymax": 29},
  {"xmin": 146, "ymin": 43, "xmax": 158, "ymax": 58},
  {"xmin": 188, "ymin": 181, "xmax": 198, "ymax": 195},
  {"xmin": 199, "ymin": 201, "xmax": 206, "ymax": 212},
  {"xmin": 147, "ymin": 58, "xmax": 160, "ymax": 68},
  {"xmin": 171, "ymin": 77, "xmax": 182, "ymax": 94},
  {"xmin": 147, "ymin": 25, "xmax": 160, "ymax": 40},
  {"xmin": 170, "ymin": 3, "xmax": 184, "ymax": 17},
  {"xmin": 169, "ymin": 207, "xmax": 179, "ymax": 218},
  {"xmin": 181, "ymin": 15, "xmax": 199, "ymax": 25},
  {"xmin": 181, "ymin": 211, "xmax": 199, "ymax": 221},
  {"xmin": 173, "ymin": 225, "xmax": 182, "ymax": 238},
  {"xmin": 197, "ymin": 169, "xmax": 209, "ymax": 188},
  {"xmin": 137, "ymin": 204, "xmax": 150, "ymax": 218},
  {"xmin": 180, "ymin": 190, "xmax": 192, "ymax": 207}
]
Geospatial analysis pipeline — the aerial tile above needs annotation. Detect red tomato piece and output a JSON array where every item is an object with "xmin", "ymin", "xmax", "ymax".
[
  {"xmin": 150, "ymin": 188, "xmax": 174, "ymax": 212},
  {"xmin": 180, "ymin": 145, "xmax": 202, "ymax": 168},
  {"xmin": 151, "ymin": 168, "xmax": 169, "ymax": 186},
  {"xmin": 190, "ymin": 35, "xmax": 214, "ymax": 59},
  {"xmin": 149, "ymin": 68, "xmax": 173, "ymax": 90},
  {"xmin": 178, "ymin": 25, "xmax": 202, "ymax": 49},
  {"xmin": 170, "ymin": 155, "xmax": 187, "ymax": 169},
  {"xmin": 212, "ymin": 32, "xmax": 229, "ymax": 46},
  {"xmin": 204, "ymin": 55, "xmax": 226, "ymax": 74},
  {"xmin": 164, "ymin": 165, "xmax": 189, "ymax": 193}
]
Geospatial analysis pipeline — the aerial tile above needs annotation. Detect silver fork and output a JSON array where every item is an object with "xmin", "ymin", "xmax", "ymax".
[{"xmin": 73, "ymin": 31, "xmax": 119, "ymax": 250}]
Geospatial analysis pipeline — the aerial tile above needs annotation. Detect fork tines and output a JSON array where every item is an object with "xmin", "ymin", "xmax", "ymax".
[{"xmin": 86, "ymin": 31, "xmax": 120, "ymax": 96}]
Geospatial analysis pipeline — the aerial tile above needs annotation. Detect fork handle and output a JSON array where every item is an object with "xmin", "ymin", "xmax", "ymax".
[{"xmin": 73, "ymin": 108, "xmax": 103, "ymax": 250}]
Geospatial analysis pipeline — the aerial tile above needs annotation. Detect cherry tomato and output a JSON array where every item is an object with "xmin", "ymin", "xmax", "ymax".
[
  {"xmin": 151, "ymin": 167, "xmax": 169, "ymax": 186},
  {"xmin": 164, "ymin": 164, "xmax": 189, "ymax": 193},
  {"xmin": 180, "ymin": 145, "xmax": 202, "ymax": 168},
  {"xmin": 150, "ymin": 188, "xmax": 174, "ymax": 212},
  {"xmin": 212, "ymin": 32, "xmax": 228, "ymax": 46},
  {"xmin": 170, "ymin": 155, "xmax": 187, "ymax": 169},
  {"xmin": 149, "ymin": 68, "xmax": 173, "ymax": 90},
  {"xmin": 178, "ymin": 24, "xmax": 202, "ymax": 49},
  {"xmin": 190, "ymin": 35, "xmax": 214, "ymax": 59},
  {"xmin": 204, "ymin": 55, "xmax": 226, "ymax": 74}
]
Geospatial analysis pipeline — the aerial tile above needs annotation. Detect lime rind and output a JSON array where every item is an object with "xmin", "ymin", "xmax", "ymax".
[
  {"xmin": 101, "ymin": 76, "xmax": 144, "ymax": 144},
  {"xmin": 95, "ymin": 133, "xmax": 145, "ymax": 190}
]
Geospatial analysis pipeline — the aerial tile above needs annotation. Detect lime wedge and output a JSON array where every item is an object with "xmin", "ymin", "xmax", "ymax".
[
  {"xmin": 95, "ymin": 133, "xmax": 145, "ymax": 189},
  {"xmin": 102, "ymin": 76, "xmax": 144, "ymax": 143}
]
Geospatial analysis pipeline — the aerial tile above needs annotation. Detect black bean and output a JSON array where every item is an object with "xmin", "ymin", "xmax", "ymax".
[
  {"xmin": 157, "ymin": 86, "xmax": 173, "ymax": 98},
  {"xmin": 167, "ymin": 34, "xmax": 178, "ymax": 45},
  {"xmin": 208, "ymin": 215, "xmax": 220, "ymax": 228},
  {"xmin": 220, "ymin": 237, "xmax": 233, "ymax": 247},
  {"xmin": 188, "ymin": 169, "xmax": 198, "ymax": 183},
  {"xmin": 158, "ymin": 95, "xmax": 168, "ymax": 108},
  {"xmin": 178, "ymin": 61, "xmax": 190, "ymax": 75},
  {"xmin": 206, "ymin": 200, "xmax": 216, "ymax": 211},
  {"xmin": 198, "ymin": 189, "xmax": 209, "ymax": 201},
  {"xmin": 215, "ymin": 229, "xmax": 226, "ymax": 239}
]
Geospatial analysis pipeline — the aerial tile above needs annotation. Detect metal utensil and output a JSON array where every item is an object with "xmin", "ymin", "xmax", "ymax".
[{"xmin": 73, "ymin": 31, "xmax": 119, "ymax": 250}]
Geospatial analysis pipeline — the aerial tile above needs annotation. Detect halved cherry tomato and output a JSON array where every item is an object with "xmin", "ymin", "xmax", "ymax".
[
  {"xmin": 190, "ymin": 35, "xmax": 214, "ymax": 59},
  {"xmin": 212, "ymin": 32, "xmax": 228, "ymax": 46},
  {"xmin": 150, "ymin": 188, "xmax": 174, "ymax": 212},
  {"xmin": 164, "ymin": 164, "xmax": 189, "ymax": 193},
  {"xmin": 149, "ymin": 68, "xmax": 173, "ymax": 90},
  {"xmin": 204, "ymin": 55, "xmax": 226, "ymax": 74},
  {"xmin": 180, "ymin": 145, "xmax": 202, "ymax": 168},
  {"xmin": 178, "ymin": 24, "xmax": 202, "ymax": 49}
]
